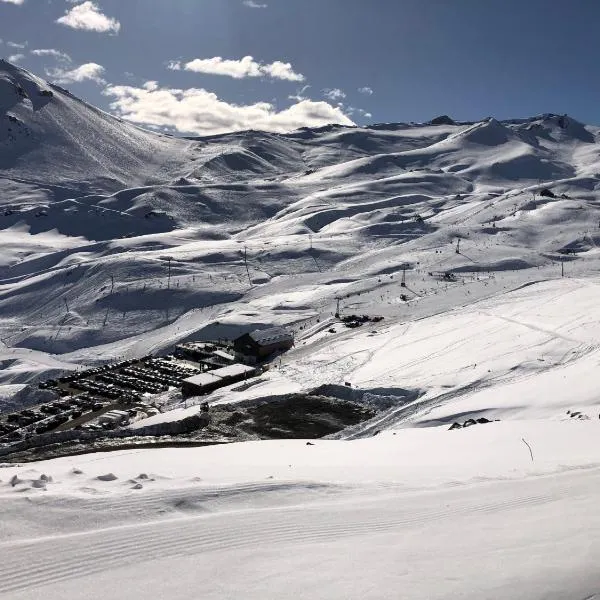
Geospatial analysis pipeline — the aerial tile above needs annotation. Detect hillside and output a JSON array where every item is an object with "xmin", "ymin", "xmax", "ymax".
[
  {"xmin": 3, "ymin": 62, "xmax": 600, "ymax": 600},
  {"xmin": 0, "ymin": 63, "xmax": 599, "ymax": 380}
]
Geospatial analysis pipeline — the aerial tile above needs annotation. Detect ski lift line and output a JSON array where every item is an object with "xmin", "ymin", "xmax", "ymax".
[
  {"xmin": 0, "ymin": 228, "xmax": 439, "ymax": 286},
  {"xmin": 0, "ymin": 269, "xmax": 574, "ymax": 347}
]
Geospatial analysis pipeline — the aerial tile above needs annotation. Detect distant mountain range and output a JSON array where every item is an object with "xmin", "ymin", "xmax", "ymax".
[{"xmin": 1, "ymin": 59, "xmax": 600, "ymax": 388}]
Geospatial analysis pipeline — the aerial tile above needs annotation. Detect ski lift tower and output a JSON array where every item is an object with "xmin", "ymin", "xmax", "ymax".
[
  {"xmin": 160, "ymin": 255, "xmax": 174, "ymax": 290},
  {"xmin": 400, "ymin": 263, "xmax": 409, "ymax": 288}
]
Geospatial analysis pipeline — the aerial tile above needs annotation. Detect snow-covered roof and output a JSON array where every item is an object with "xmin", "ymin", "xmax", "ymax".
[
  {"xmin": 213, "ymin": 349, "xmax": 235, "ymax": 362},
  {"xmin": 182, "ymin": 372, "xmax": 222, "ymax": 388},
  {"xmin": 178, "ymin": 342, "xmax": 213, "ymax": 351},
  {"xmin": 245, "ymin": 327, "xmax": 293, "ymax": 346},
  {"xmin": 211, "ymin": 364, "xmax": 256, "ymax": 379},
  {"xmin": 110, "ymin": 410, "xmax": 130, "ymax": 418},
  {"xmin": 98, "ymin": 410, "xmax": 129, "ymax": 423},
  {"xmin": 129, "ymin": 405, "xmax": 201, "ymax": 430},
  {"xmin": 183, "ymin": 364, "xmax": 255, "ymax": 388}
]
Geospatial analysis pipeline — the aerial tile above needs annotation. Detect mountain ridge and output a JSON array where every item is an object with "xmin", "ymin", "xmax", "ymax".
[{"xmin": 0, "ymin": 60, "xmax": 600, "ymax": 395}]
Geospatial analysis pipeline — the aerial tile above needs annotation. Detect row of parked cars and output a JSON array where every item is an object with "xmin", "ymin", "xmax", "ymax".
[
  {"xmin": 145, "ymin": 357, "xmax": 201, "ymax": 381},
  {"xmin": 0, "ymin": 421, "xmax": 21, "ymax": 440},
  {"xmin": 2, "ymin": 354, "xmax": 204, "ymax": 444},
  {"xmin": 95, "ymin": 371, "xmax": 168, "ymax": 395},
  {"xmin": 0, "ymin": 392, "xmax": 121, "ymax": 442},
  {"xmin": 58, "ymin": 358, "xmax": 168, "ymax": 400},
  {"xmin": 1, "ymin": 404, "xmax": 70, "ymax": 441},
  {"xmin": 1, "ymin": 358, "xmax": 169, "ymax": 444},
  {"xmin": 70, "ymin": 378, "xmax": 125, "ymax": 399},
  {"xmin": 121, "ymin": 366, "xmax": 181, "ymax": 388}
]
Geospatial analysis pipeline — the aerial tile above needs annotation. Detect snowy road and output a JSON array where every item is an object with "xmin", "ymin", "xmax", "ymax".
[{"xmin": 2, "ymin": 467, "xmax": 600, "ymax": 599}]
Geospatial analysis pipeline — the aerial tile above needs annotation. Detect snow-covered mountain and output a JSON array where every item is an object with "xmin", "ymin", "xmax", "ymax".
[
  {"xmin": 0, "ymin": 59, "xmax": 599, "ymax": 391},
  {"xmin": 1, "ymin": 61, "xmax": 600, "ymax": 386},
  {"xmin": 0, "ymin": 60, "xmax": 198, "ymax": 200},
  {"xmin": 4, "ymin": 62, "xmax": 600, "ymax": 600},
  {"xmin": 0, "ymin": 62, "xmax": 600, "ymax": 383}
]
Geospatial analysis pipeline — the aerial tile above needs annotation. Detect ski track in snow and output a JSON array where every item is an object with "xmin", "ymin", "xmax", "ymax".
[{"xmin": 0, "ymin": 469, "xmax": 598, "ymax": 596}]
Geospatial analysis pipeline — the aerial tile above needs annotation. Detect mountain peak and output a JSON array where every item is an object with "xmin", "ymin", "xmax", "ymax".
[
  {"xmin": 0, "ymin": 59, "xmax": 54, "ymax": 113},
  {"xmin": 0, "ymin": 62, "xmax": 193, "ymax": 196}
]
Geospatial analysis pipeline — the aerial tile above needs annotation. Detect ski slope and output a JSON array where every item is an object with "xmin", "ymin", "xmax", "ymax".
[{"xmin": 2, "ymin": 423, "xmax": 600, "ymax": 599}]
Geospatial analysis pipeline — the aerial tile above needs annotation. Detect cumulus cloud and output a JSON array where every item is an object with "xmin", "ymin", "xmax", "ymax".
[
  {"xmin": 1, "ymin": 0, "xmax": 26, "ymax": 5},
  {"xmin": 31, "ymin": 48, "xmax": 72, "ymax": 62},
  {"xmin": 243, "ymin": 0, "xmax": 267, "ymax": 7},
  {"xmin": 46, "ymin": 62, "xmax": 106, "ymax": 85},
  {"xmin": 103, "ymin": 81, "xmax": 355, "ymax": 136},
  {"xmin": 168, "ymin": 55, "xmax": 304, "ymax": 81},
  {"xmin": 8, "ymin": 53, "xmax": 25, "ymax": 64},
  {"xmin": 323, "ymin": 88, "xmax": 346, "ymax": 101},
  {"xmin": 7, "ymin": 41, "xmax": 27, "ymax": 48},
  {"xmin": 358, "ymin": 86, "xmax": 374, "ymax": 95},
  {"xmin": 260, "ymin": 60, "xmax": 304, "ymax": 81},
  {"xmin": 56, "ymin": 1, "xmax": 120, "ymax": 34}
]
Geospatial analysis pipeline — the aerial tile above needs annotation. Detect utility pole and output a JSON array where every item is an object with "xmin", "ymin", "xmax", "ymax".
[
  {"xmin": 243, "ymin": 245, "xmax": 252, "ymax": 286},
  {"xmin": 335, "ymin": 297, "xmax": 341, "ymax": 318},
  {"xmin": 110, "ymin": 275, "xmax": 114, "ymax": 295},
  {"xmin": 456, "ymin": 238, "xmax": 461, "ymax": 254},
  {"xmin": 561, "ymin": 258, "xmax": 564, "ymax": 278},
  {"xmin": 401, "ymin": 265, "xmax": 407, "ymax": 288}
]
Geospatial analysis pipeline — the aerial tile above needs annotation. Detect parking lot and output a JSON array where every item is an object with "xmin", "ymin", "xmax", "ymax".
[
  {"xmin": 0, "ymin": 341, "xmax": 243, "ymax": 445},
  {"xmin": 0, "ymin": 352, "xmax": 217, "ymax": 443}
]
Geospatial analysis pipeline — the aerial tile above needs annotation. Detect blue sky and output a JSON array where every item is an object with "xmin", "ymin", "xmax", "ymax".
[{"xmin": 1, "ymin": 0, "xmax": 600, "ymax": 135}]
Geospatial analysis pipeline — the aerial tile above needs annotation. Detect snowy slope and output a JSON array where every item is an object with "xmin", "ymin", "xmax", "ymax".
[
  {"xmin": 0, "ymin": 61, "xmax": 197, "ymax": 198},
  {"xmin": 3, "ymin": 60, "xmax": 600, "ymax": 599},
  {"xmin": 2, "ymin": 423, "xmax": 600, "ymax": 599},
  {"xmin": 0, "ymin": 63, "xmax": 599, "ymax": 388}
]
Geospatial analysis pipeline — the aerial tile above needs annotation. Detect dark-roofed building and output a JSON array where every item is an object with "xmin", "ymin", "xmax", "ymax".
[{"xmin": 233, "ymin": 326, "xmax": 294, "ymax": 362}]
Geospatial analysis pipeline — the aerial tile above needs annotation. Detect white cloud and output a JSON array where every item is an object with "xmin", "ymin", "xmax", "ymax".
[
  {"xmin": 46, "ymin": 62, "xmax": 106, "ymax": 85},
  {"xmin": 8, "ymin": 53, "xmax": 25, "ymax": 64},
  {"xmin": 7, "ymin": 41, "xmax": 27, "ymax": 48},
  {"xmin": 103, "ymin": 82, "xmax": 355, "ymax": 136},
  {"xmin": 0, "ymin": 0, "xmax": 26, "ymax": 5},
  {"xmin": 168, "ymin": 55, "xmax": 304, "ymax": 82},
  {"xmin": 56, "ymin": 1, "xmax": 120, "ymax": 34},
  {"xmin": 243, "ymin": 0, "xmax": 268, "ymax": 7},
  {"xmin": 289, "ymin": 84, "xmax": 311, "ymax": 102},
  {"xmin": 343, "ymin": 106, "xmax": 372, "ymax": 120},
  {"xmin": 260, "ymin": 61, "xmax": 303, "ymax": 81},
  {"xmin": 358, "ymin": 86, "xmax": 374, "ymax": 95},
  {"xmin": 323, "ymin": 88, "xmax": 346, "ymax": 101},
  {"xmin": 31, "ymin": 48, "xmax": 72, "ymax": 62}
]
